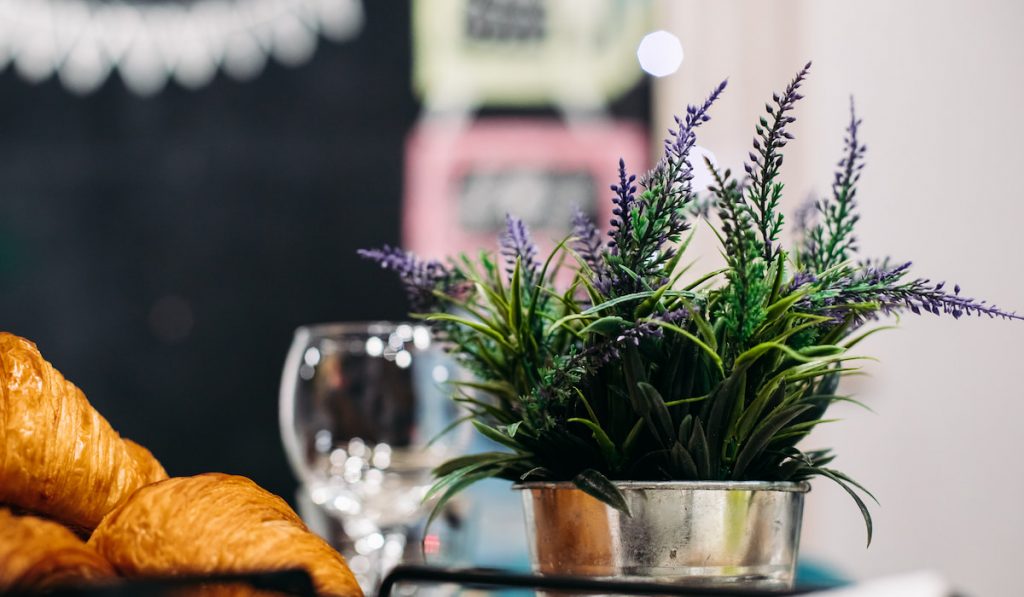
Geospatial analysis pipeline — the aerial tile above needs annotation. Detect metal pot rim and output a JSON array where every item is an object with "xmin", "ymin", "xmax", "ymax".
[{"xmin": 512, "ymin": 480, "xmax": 811, "ymax": 493}]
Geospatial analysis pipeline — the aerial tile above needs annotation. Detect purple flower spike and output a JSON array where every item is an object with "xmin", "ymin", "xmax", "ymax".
[
  {"xmin": 571, "ymin": 206, "xmax": 609, "ymax": 285},
  {"xmin": 902, "ymin": 281, "xmax": 1024, "ymax": 321},
  {"xmin": 747, "ymin": 62, "xmax": 812, "ymax": 260},
  {"xmin": 499, "ymin": 214, "xmax": 539, "ymax": 282},
  {"xmin": 358, "ymin": 245, "xmax": 454, "ymax": 311},
  {"xmin": 608, "ymin": 158, "xmax": 638, "ymax": 256},
  {"xmin": 817, "ymin": 259, "xmax": 1023, "ymax": 324},
  {"xmin": 659, "ymin": 79, "xmax": 729, "ymax": 205}
]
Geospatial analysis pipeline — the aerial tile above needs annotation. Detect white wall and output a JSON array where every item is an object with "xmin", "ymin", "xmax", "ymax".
[{"xmin": 656, "ymin": 2, "xmax": 1024, "ymax": 595}]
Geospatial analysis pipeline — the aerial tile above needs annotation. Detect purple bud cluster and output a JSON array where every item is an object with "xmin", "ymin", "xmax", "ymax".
[
  {"xmin": 583, "ymin": 322, "xmax": 662, "ymax": 367},
  {"xmin": 571, "ymin": 206, "xmax": 609, "ymax": 288},
  {"xmin": 809, "ymin": 97, "xmax": 867, "ymax": 270},
  {"xmin": 357, "ymin": 245, "xmax": 453, "ymax": 311},
  {"xmin": 580, "ymin": 310, "xmax": 691, "ymax": 369},
  {"xmin": 746, "ymin": 62, "xmax": 811, "ymax": 259},
  {"xmin": 794, "ymin": 196, "xmax": 818, "ymax": 237},
  {"xmin": 660, "ymin": 307, "xmax": 691, "ymax": 324},
  {"xmin": 605, "ymin": 81, "xmax": 728, "ymax": 298},
  {"xmin": 607, "ymin": 158, "xmax": 637, "ymax": 256},
  {"xmin": 832, "ymin": 97, "xmax": 867, "ymax": 213},
  {"xmin": 789, "ymin": 270, "xmax": 819, "ymax": 292},
  {"xmin": 499, "ymin": 214, "xmax": 539, "ymax": 282},
  {"xmin": 901, "ymin": 280, "xmax": 1022, "ymax": 320},
  {"xmin": 817, "ymin": 260, "xmax": 1022, "ymax": 323},
  {"xmin": 743, "ymin": 63, "xmax": 808, "ymax": 181},
  {"xmin": 664, "ymin": 79, "xmax": 728, "ymax": 197}
]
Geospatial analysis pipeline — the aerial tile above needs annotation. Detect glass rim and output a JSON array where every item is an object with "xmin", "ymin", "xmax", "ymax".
[{"xmin": 294, "ymin": 320, "xmax": 428, "ymax": 336}]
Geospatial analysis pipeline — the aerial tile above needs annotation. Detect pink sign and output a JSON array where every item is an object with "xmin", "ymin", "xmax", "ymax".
[{"xmin": 404, "ymin": 119, "xmax": 649, "ymax": 264}]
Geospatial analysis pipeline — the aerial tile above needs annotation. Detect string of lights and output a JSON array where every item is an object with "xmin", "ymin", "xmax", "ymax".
[{"xmin": 0, "ymin": 0, "xmax": 363, "ymax": 96}]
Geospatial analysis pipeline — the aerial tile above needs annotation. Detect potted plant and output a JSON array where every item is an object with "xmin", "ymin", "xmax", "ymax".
[{"xmin": 360, "ymin": 63, "xmax": 1020, "ymax": 589}]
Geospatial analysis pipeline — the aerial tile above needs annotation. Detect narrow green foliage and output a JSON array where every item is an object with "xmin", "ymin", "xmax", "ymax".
[
  {"xmin": 706, "ymin": 158, "xmax": 768, "ymax": 355},
  {"xmin": 745, "ymin": 62, "xmax": 811, "ymax": 261},
  {"xmin": 799, "ymin": 98, "xmax": 866, "ymax": 274}
]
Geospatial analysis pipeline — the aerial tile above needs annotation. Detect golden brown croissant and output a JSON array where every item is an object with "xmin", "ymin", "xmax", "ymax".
[
  {"xmin": 89, "ymin": 473, "xmax": 363, "ymax": 597},
  {"xmin": 0, "ymin": 332, "xmax": 168, "ymax": 531},
  {"xmin": 0, "ymin": 508, "xmax": 113, "ymax": 592}
]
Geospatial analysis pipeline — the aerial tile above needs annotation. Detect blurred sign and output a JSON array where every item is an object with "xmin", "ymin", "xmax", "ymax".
[
  {"xmin": 403, "ymin": 118, "xmax": 648, "ymax": 262},
  {"xmin": 412, "ymin": 0, "xmax": 652, "ymax": 108},
  {"xmin": 457, "ymin": 169, "xmax": 595, "ymax": 233}
]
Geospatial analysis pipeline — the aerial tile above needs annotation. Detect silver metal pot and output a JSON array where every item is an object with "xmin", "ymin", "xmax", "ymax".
[{"xmin": 515, "ymin": 481, "xmax": 809, "ymax": 590}]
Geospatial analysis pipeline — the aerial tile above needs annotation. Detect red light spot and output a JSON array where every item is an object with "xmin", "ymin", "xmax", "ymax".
[{"xmin": 423, "ymin": 534, "xmax": 441, "ymax": 555}]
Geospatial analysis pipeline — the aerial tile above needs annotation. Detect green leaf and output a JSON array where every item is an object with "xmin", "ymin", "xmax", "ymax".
[
  {"xmin": 471, "ymin": 420, "xmax": 525, "ymax": 451},
  {"xmin": 543, "ymin": 290, "xmax": 699, "ymax": 336},
  {"xmin": 817, "ymin": 371, "xmax": 841, "ymax": 395},
  {"xmin": 427, "ymin": 413, "xmax": 475, "ymax": 447},
  {"xmin": 704, "ymin": 371, "xmax": 744, "ymax": 474},
  {"xmin": 761, "ymin": 290, "xmax": 807, "ymax": 327},
  {"xmin": 621, "ymin": 418, "xmax": 645, "ymax": 458},
  {"xmin": 504, "ymin": 421, "xmax": 523, "ymax": 438},
  {"xmin": 683, "ymin": 267, "xmax": 730, "ymax": 291},
  {"xmin": 580, "ymin": 316, "xmax": 629, "ymax": 337},
  {"xmin": 458, "ymin": 259, "xmax": 510, "ymax": 318},
  {"xmin": 452, "ymin": 394, "xmax": 518, "ymax": 424},
  {"xmin": 428, "ymin": 289, "xmax": 499, "ymax": 331},
  {"xmin": 581, "ymin": 290, "xmax": 696, "ymax": 316},
  {"xmin": 636, "ymin": 382, "xmax": 676, "ymax": 446},
  {"xmin": 803, "ymin": 393, "xmax": 875, "ymax": 413},
  {"xmin": 426, "ymin": 453, "xmax": 526, "ymax": 502},
  {"xmin": 736, "ymin": 380, "xmax": 785, "ymax": 443},
  {"xmin": 426, "ymin": 467, "xmax": 504, "ymax": 530},
  {"xmin": 568, "ymin": 418, "xmax": 619, "ymax": 468},
  {"xmin": 669, "ymin": 441, "xmax": 699, "ymax": 478},
  {"xmin": 779, "ymin": 418, "xmax": 840, "ymax": 435},
  {"xmin": 664, "ymin": 394, "xmax": 710, "ymax": 407},
  {"xmin": 431, "ymin": 452, "xmax": 515, "ymax": 477},
  {"xmin": 528, "ymin": 235, "xmax": 572, "ymax": 320},
  {"xmin": 767, "ymin": 251, "xmax": 787, "ymax": 304},
  {"xmin": 815, "ymin": 467, "xmax": 874, "ymax": 547},
  {"xmin": 572, "ymin": 469, "xmax": 631, "ymax": 516},
  {"xmin": 677, "ymin": 414, "xmax": 693, "ymax": 442},
  {"xmin": 798, "ymin": 345, "xmax": 845, "ymax": 358},
  {"xmin": 731, "ymin": 404, "xmax": 813, "ymax": 479},
  {"xmin": 672, "ymin": 296, "xmax": 718, "ymax": 351},
  {"xmin": 615, "ymin": 263, "xmax": 644, "ymax": 285},
  {"xmin": 508, "ymin": 257, "xmax": 523, "ymax": 333},
  {"xmin": 519, "ymin": 467, "xmax": 552, "ymax": 481},
  {"xmin": 645, "ymin": 320, "xmax": 724, "ymax": 377},
  {"xmin": 634, "ymin": 279, "xmax": 673, "ymax": 319},
  {"xmin": 688, "ymin": 418, "xmax": 711, "ymax": 478},
  {"xmin": 841, "ymin": 325, "xmax": 898, "ymax": 349},
  {"xmin": 450, "ymin": 379, "xmax": 517, "ymax": 401},
  {"xmin": 426, "ymin": 313, "xmax": 516, "ymax": 350},
  {"xmin": 784, "ymin": 365, "xmax": 862, "ymax": 384},
  {"xmin": 734, "ymin": 341, "xmax": 843, "ymax": 372},
  {"xmin": 775, "ymin": 458, "xmax": 806, "ymax": 481},
  {"xmin": 821, "ymin": 467, "xmax": 879, "ymax": 505}
]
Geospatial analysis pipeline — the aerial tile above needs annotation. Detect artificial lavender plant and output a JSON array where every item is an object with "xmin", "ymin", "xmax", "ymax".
[{"xmin": 360, "ymin": 63, "xmax": 1020, "ymax": 545}]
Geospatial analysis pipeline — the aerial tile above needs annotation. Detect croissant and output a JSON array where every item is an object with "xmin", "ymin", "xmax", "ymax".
[
  {"xmin": 89, "ymin": 473, "xmax": 363, "ymax": 597},
  {"xmin": 0, "ymin": 332, "xmax": 168, "ymax": 531},
  {"xmin": 0, "ymin": 508, "xmax": 113, "ymax": 592}
]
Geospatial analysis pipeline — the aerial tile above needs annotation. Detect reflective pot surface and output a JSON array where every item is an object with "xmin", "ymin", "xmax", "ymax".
[{"xmin": 515, "ymin": 481, "xmax": 809, "ymax": 590}]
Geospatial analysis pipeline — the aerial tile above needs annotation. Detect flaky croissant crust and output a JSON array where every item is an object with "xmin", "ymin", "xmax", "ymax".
[
  {"xmin": 0, "ymin": 332, "xmax": 168, "ymax": 530},
  {"xmin": 0, "ymin": 508, "xmax": 113, "ymax": 592},
  {"xmin": 89, "ymin": 473, "xmax": 362, "ymax": 597}
]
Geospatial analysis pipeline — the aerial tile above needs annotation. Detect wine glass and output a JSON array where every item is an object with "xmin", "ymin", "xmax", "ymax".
[{"xmin": 279, "ymin": 322, "xmax": 470, "ymax": 593}]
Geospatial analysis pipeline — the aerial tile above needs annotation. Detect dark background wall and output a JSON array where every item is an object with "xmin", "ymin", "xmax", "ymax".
[{"xmin": 0, "ymin": 1, "xmax": 647, "ymax": 502}]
